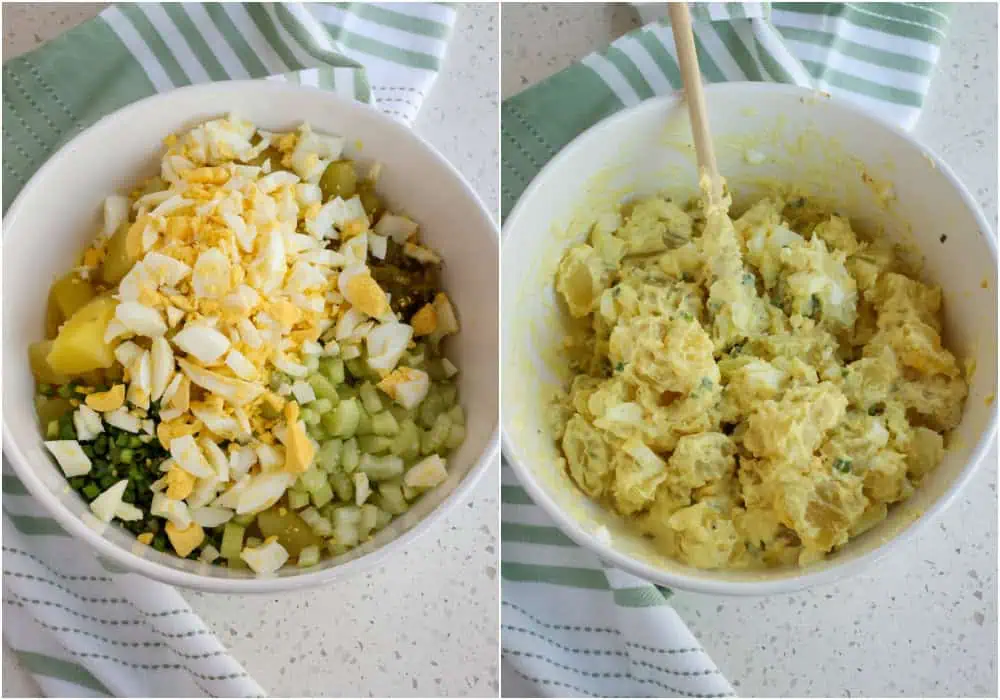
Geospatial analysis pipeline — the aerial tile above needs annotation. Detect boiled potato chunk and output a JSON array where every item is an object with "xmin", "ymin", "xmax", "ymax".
[
  {"xmin": 29, "ymin": 340, "xmax": 70, "ymax": 384},
  {"xmin": 102, "ymin": 222, "xmax": 134, "ymax": 284},
  {"xmin": 256, "ymin": 506, "xmax": 324, "ymax": 557},
  {"xmin": 47, "ymin": 296, "xmax": 118, "ymax": 375},
  {"xmin": 49, "ymin": 272, "xmax": 96, "ymax": 320}
]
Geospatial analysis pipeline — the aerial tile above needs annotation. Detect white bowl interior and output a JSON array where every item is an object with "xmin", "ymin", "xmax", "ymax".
[
  {"xmin": 3, "ymin": 81, "xmax": 498, "ymax": 591},
  {"xmin": 502, "ymin": 84, "xmax": 997, "ymax": 594}
]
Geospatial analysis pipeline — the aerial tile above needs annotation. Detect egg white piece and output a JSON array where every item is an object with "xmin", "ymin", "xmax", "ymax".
[
  {"xmin": 44, "ymin": 440, "xmax": 92, "ymax": 477},
  {"xmin": 172, "ymin": 325, "xmax": 230, "ymax": 364},
  {"xmin": 90, "ymin": 480, "xmax": 129, "ymax": 523},
  {"xmin": 240, "ymin": 539, "xmax": 289, "ymax": 574}
]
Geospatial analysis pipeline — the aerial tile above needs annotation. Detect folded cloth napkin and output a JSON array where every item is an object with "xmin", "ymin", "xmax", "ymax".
[
  {"xmin": 500, "ymin": 3, "xmax": 950, "ymax": 696},
  {"xmin": 2, "ymin": 3, "xmax": 454, "ymax": 696}
]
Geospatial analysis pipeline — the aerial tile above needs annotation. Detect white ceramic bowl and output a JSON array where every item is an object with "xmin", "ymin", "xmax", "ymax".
[
  {"xmin": 3, "ymin": 80, "xmax": 499, "ymax": 593},
  {"xmin": 502, "ymin": 83, "xmax": 997, "ymax": 596}
]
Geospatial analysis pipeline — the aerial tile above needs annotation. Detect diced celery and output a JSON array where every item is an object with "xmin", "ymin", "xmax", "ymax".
[
  {"xmin": 317, "ymin": 439, "xmax": 343, "ymax": 472},
  {"xmin": 337, "ymin": 384, "xmax": 358, "ymax": 400},
  {"xmin": 342, "ymin": 437, "xmax": 360, "ymax": 472},
  {"xmin": 320, "ymin": 357, "xmax": 345, "ymax": 385},
  {"xmin": 377, "ymin": 482, "xmax": 408, "ymax": 515},
  {"xmin": 309, "ymin": 398, "xmax": 334, "ymax": 416},
  {"xmin": 447, "ymin": 404, "xmax": 465, "ymax": 426},
  {"xmin": 445, "ymin": 423, "xmax": 466, "ymax": 451},
  {"xmin": 329, "ymin": 398, "xmax": 361, "ymax": 438},
  {"xmin": 421, "ymin": 413, "xmax": 453, "ymax": 455},
  {"xmin": 354, "ymin": 472, "xmax": 371, "ymax": 505},
  {"xmin": 298, "ymin": 544, "xmax": 320, "ymax": 567},
  {"xmin": 418, "ymin": 390, "xmax": 445, "ymax": 429},
  {"xmin": 402, "ymin": 484, "xmax": 419, "ymax": 501},
  {"xmin": 391, "ymin": 419, "xmax": 421, "ymax": 460},
  {"xmin": 333, "ymin": 505, "xmax": 361, "ymax": 526},
  {"xmin": 327, "ymin": 539, "xmax": 349, "ymax": 556},
  {"xmin": 305, "ymin": 355, "xmax": 320, "ymax": 373},
  {"xmin": 288, "ymin": 489, "xmax": 310, "ymax": 510},
  {"xmin": 358, "ymin": 453, "xmax": 404, "ymax": 481},
  {"xmin": 371, "ymin": 411, "xmax": 400, "ymax": 436},
  {"xmin": 359, "ymin": 435, "xmax": 393, "ymax": 454},
  {"xmin": 438, "ymin": 382, "xmax": 458, "ymax": 408},
  {"xmin": 329, "ymin": 470, "xmax": 354, "ymax": 502},
  {"xmin": 359, "ymin": 503, "xmax": 378, "ymax": 538},
  {"xmin": 356, "ymin": 408, "xmax": 374, "ymax": 436},
  {"xmin": 299, "ymin": 468, "xmax": 327, "ymax": 495},
  {"xmin": 389, "ymin": 405, "xmax": 410, "ymax": 423},
  {"xmin": 307, "ymin": 422, "xmax": 329, "ymax": 442},
  {"xmin": 320, "ymin": 504, "xmax": 336, "ymax": 520},
  {"xmin": 426, "ymin": 358, "xmax": 448, "ymax": 381},
  {"xmin": 333, "ymin": 522, "xmax": 359, "ymax": 548},
  {"xmin": 301, "ymin": 408, "xmax": 320, "ymax": 426},
  {"xmin": 245, "ymin": 536, "xmax": 263, "ymax": 549},
  {"xmin": 308, "ymin": 374, "xmax": 339, "ymax": 402},
  {"xmin": 232, "ymin": 512, "xmax": 256, "ymax": 527},
  {"xmin": 300, "ymin": 506, "xmax": 334, "ymax": 537},
  {"xmin": 345, "ymin": 357, "xmax": 367, "ymax": 380},
  {"xmin": 374, "ymin": 508, "xmax": 393, "ymax": 530},
  {"xmin": 311, "ymin": 481, "xmax": 335, "ymax": 509},
  {"xmin": 359, "ymin": 382, "xmax": 382, "ymax": 414},
  {"xmin": 220, "ymin": 522, "xmax": 246, "ymax": 560}
]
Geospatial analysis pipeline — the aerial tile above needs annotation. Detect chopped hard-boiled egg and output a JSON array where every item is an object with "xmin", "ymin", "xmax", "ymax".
[
  {"xmin": 240, "ymin": 538, "xmax": 289, "ymax": 574},
  {"xmin": 89, "ymin": 479, "xmax": 129, "ymax": 522},
  {"xmin": 44, "ymin": 440, "xmax": 92, "ymax": 477},
  {"xmin": 37, "ymin": 115, "xmax": 466, "ymax": 573}
]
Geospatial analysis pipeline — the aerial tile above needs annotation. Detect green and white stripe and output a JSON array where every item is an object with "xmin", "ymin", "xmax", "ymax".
[
  {"xmin": 501, "ymin": 3, "xmax": 949, "ymax": 695},
  {"xmin": 501, "ymin": 1, "xmax": 950, "ymax": 218},
  {"xmin": 3, "ymin": 2, "xmax": 455, "ymax": 212},
  {"xmin": 3, "ymin": 4, "xmax": 454, "ymax": 696}
]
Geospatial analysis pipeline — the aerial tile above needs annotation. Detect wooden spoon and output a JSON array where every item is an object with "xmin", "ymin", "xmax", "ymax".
[{"xmin": 668, "ymin": 3, "xmax": 724, "ymax": 209}]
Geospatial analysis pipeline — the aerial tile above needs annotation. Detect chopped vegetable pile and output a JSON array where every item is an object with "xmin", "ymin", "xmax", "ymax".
[{"xmin": 33, "ymin": 115, "xmax": 465, "ymax": 574}]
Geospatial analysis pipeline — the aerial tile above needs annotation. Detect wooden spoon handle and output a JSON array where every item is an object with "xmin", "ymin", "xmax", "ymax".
[{"xmin": 668, "ymin": 3, "xmax": 723, "ymax": 206}]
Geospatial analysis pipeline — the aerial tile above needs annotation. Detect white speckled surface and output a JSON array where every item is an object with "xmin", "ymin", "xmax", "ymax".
[
  {"xmin": 500, "ymin": 3, "xmax": 997, "ymax": 697},
  {"xmin": 2, "ymin": 3, "xmax": 499, "ymax": 697}
]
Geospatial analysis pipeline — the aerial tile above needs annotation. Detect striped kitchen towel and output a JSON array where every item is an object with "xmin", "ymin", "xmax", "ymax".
[
  {"xmin": 501, "ymin": 3, "xmax": 949, "ymax": 696},
  {"xmin": 2, "ymin": 3, "xmax": 454, "ymax": 696}
]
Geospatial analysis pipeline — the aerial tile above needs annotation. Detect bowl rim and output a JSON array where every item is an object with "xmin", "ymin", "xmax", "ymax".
[
  {"xmin": 3, "ymin": 79, "xmax": 500, "ymax": 593},
  {"xmin": 500, "ymin": 81, "xmax": 998, "ymax": 597}
]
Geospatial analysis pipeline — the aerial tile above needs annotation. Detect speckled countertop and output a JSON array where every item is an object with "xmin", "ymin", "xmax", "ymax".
[
  {"xmin": 2, "ymin": 3, "xmax": 499, "ymax": 697},
  {"xmin": 501, "ymin": 3, "xmax": 997, "ymax": 697}
]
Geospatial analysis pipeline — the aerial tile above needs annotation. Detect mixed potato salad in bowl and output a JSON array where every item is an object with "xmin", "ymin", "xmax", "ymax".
[
  {"xmin": 551, "ymin": 182, "xmax": 968, "ymax": 570},
  {"xmin": 32, "ymin": 115, "xmax": 467, "ymax": 575}
]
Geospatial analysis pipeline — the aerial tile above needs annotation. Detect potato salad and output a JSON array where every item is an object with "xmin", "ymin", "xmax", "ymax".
[
  {"xmin": 552, "ymin": 183, "xmax": 968, "ymax": 569},
  {"xmin": 32, "ymin": 115, "xmax": 466, "ymax": 573}
]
